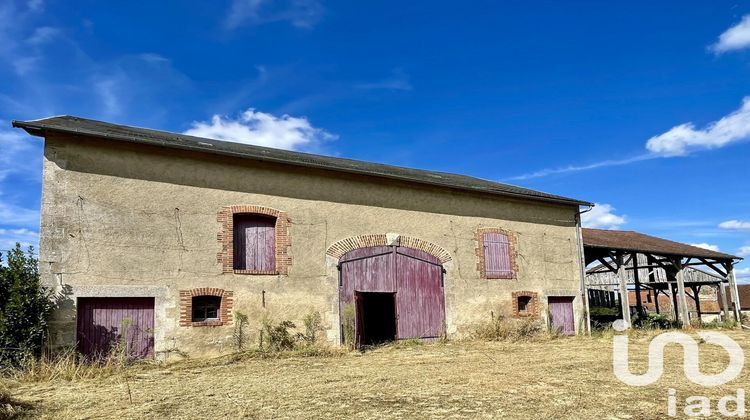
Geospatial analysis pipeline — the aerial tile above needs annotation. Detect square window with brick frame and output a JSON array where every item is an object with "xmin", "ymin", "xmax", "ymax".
[
  {"xmin": 192, "ymin": 295, "xmax": 221, "ymax": 322},
  {"xmin": 180, "ymin": 288, "xmax": 233, "ymax": 327},
  {"xmin": 233, "ymin": 213, "xmax": 276, "ymax": 272},
  {"xmin": 512, "ymin": 291, "xmax": 539, "ymax": 317},
  {"xmin": 476, "ymin": 228, "xmax": 517, "ymax": 279}
]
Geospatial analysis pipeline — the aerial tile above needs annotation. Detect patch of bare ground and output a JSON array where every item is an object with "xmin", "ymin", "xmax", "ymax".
[{"xmin": 3, "ymin": 330, "xmax": 750, "ymax": 419}]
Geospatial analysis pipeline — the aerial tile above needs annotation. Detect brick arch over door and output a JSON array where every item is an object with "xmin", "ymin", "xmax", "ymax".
[
  {"xmin": 326, "ymin": 234, "xmax": 452, "ymax": 264},
  {"xmin": 338, "ymin": 244, "xmax": 446, "ymax": 345}
]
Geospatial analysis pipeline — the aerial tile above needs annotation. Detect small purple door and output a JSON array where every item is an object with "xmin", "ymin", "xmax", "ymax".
[
  {"xmin": 548, "ymin": 296, "xmax": 575, "ymax": 335},
  {"xmin": 77, "ymin": 297, "xmax": 155, "ymax": 359}
]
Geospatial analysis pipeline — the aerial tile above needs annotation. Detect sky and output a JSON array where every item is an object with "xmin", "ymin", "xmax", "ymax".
[{"xmin": 1, "ymin": 1, "xmax": 749, "ymax": 279}]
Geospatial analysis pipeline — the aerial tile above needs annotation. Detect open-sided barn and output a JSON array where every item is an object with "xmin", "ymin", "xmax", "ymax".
[{"xmin": 13, "ymin": 116, "xmax": 593, "ymax": 358}]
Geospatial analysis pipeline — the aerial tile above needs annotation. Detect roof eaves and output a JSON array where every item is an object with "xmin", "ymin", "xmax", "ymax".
[{"xmin": 12, "ymin": 117, "xmax": 593, "ymax": 207}]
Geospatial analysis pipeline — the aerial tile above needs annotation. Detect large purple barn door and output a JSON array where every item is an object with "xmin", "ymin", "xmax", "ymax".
[
  {"xmin": 339, "ymin": 246, "xmax": 445, "ymax": 344},
  {"xmin": 395, "ymin": 248, "xmax": 445, "ymax": 339},
  {"xmin": 339, "ymin": 246, "xmax": 394, "ymax": 320},
  {"xmin": 548, "ymin": 296, "xmax": 575, "ymax": 335},
  {"xmin": 77, "ymin": 297, "xmax": 155, "ymax": 359}
]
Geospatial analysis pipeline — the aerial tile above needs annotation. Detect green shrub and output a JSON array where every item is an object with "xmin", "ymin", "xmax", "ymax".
[
  {"xmin": 0, "ymin": 244, "xmax": 55, "ymax": 369},
  {"xmin": 233, "ymin": 311, "xmax": 250, "ymax": 351},
  {"xmin": 342, "ymin": 303, "xmax": 355, "ymax": 350},
  {"xmin": 633, "ymin": 312, "xmax": 676, "ymax": 330},
  {"xmin": 260, "ymin": 318, "xmax": 298, "ymax": 352},
  {"xmin": 301, "ymin": 310, "xmax": 323, "ymax": 345}
]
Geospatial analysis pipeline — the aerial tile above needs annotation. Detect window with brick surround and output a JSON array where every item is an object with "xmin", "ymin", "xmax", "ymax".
[
  {"xmin": 482, "ymin": 231, "xmax": 512, "ymax": 279},
  {"xmin": 512, "ymin": 291, "xmax": 538, "ymax": 317},
  {"xmin": 476, "ymin": 228, "xmax": 517, "ymax": 280},
  {"xmin": 179, "ymin": 288, "xmax": 233, "ymax": 327},
  {"xmin": 192, "ymin": 296, "xmax": 221, "ymax": 322},
  {"xmin": 233, "ymin": 214, "xmax": 276, "ymax": 271},
  {"xmin": 217, "ymin": 205, "xmax": 292, "ymax": 275}
]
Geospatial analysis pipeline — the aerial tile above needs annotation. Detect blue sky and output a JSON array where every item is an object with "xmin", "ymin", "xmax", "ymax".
[{"xmin": 1, "ymin": 1, "xmax": 750, "ymax": 279}]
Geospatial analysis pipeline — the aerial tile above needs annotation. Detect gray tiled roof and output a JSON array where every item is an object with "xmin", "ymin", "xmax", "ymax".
[
  {"xmin": 583, "ymin": 228, "xmax": 739, "ymax": 261},
  {"xmin": 13, "ymin": 115, "xmax": 591, "ymax": 206}
]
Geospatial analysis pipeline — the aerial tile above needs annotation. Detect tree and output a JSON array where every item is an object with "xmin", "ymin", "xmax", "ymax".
[{"xmin": 0, "ymin": 243, "xmax": 54, "ymax": 367}]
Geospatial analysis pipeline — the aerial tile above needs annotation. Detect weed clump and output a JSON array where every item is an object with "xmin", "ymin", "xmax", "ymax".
[{"xmin": 473, "ymin": 315, "xmax": 543, "ymax": 342}]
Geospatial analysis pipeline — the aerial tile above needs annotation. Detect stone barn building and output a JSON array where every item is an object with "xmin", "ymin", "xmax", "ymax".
[{"xmin": 13, "ymin": 116, "xmax": 591, "ymax": 358}]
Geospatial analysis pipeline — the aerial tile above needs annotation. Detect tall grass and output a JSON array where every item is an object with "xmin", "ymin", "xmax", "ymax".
[
  {"xmin": 472, "ymin": 316, "xmax": 544, "ymax": 342},
  {"xmin": 13, "ymin": 349, "xmax": 121, "ymax": 382}
]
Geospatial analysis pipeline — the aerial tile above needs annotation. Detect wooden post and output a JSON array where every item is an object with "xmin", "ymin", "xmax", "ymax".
[
  {"xmin": 575, "ymin": 216, "xmax": 591, "ymax": 335},
  {"xmin": 727, "ymin": 264, "xmax": 741, "ymax": 323},
  {"xmin": 633, "ymin": 253, "xmax": 643, "ymax": 318},
  {"xmin": 719, "ymin": 284, "xmax": 730, "ymax": 322},
  {"xmin": 675, "ymin": 262, "xmax": 690, "ymax": 328},
  {"xmin": 617, "ymin": 254, "xmax": 631, "ymax": 327},
  {"xmin": 665, "ymin": 279, "xmax": 675, "ymax": 320},
  {"xmin": 691, "ymin": 285, "xmax": 702, "ymax": 326},
  {"xmin": 654, "ymin": 289, "xmax": 661, "ymax": 314}
]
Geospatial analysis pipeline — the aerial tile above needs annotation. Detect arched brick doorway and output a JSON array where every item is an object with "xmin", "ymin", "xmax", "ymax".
[{"xmin": 338, "ymin": 245, "xmax": 445, "ymax": 347}]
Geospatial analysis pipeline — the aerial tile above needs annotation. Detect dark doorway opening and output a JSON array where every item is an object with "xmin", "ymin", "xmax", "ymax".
[{"xmin": 356, "ymin": 292, "xmax": 397, "ymax": 346}]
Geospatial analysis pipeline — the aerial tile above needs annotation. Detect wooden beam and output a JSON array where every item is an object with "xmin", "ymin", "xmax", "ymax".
[
  {"xmin": 670, "ymin": 283, "xmax": 679, "ymax": 322},
  {"xmin": 617, "ymin": 254, "xmax": 631, "ymax": 327},
  {"xmin": 697, "ymin": 258, "xmax": 728, "ymax": 278},
  {"xmin": 675, "ymin": 262, "xmax": 691, "ymax": 328},
  {"xmin": 596, "ymin": 257, "xmax": 618, "ymax": 273},
  {"xmin": 727, "ymin": 263, "xmax": 741, "ymax": 323},
  {"xmin": 719, "ymin": 284, "xmax": 730, "ymax": 322},
  {"xmin": 633, "ymin": 252, "xmax": 643, "ymax": 318},
  {"xmin": 691, "ymin": 285, "xmax": 702, "ymax": 326}
]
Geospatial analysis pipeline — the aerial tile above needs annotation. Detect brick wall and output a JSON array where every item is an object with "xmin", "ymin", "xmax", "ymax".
[{"xmin": 325, "ymin": 234, "xmax": 452, "ymax": 263}]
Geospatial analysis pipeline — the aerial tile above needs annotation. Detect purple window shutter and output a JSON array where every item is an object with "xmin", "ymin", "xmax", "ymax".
[
  {"xmin": 484, "ymin": 232, "xmax": 512, "ymax": 278},
  {"xmin": 234, "ymin": 218, "xmax": 249, "ymax": 270},
  {"xmin": 256, "ymin": 221, "xmax": 276, "ymax": 271},
  {"xmin": 234, "ymin": 215, "xmax": 276, "ymax": 271}
]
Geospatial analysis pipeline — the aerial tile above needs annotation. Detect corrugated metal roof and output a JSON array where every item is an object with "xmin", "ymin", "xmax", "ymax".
[
  {"xmin": 12, "ymin": 115, "xmax": 591, "ymax": 207},
  {"xmin": 582, "ymin": 228, "xmax": 740, "ymax": 261}
]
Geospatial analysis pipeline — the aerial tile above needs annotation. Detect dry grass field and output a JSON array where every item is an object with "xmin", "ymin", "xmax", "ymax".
[{"xmin": 2, "ymin": 330, "xmax": 750, "ymax": 419}]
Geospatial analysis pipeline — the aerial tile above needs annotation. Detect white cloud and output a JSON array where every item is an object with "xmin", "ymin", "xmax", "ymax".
[
  {"xmin": 0, "ymin": 200, "xmax": 39, "ymax": 227},
  {"xmin": 27, "ymin": 0, "xmax": 43, "ymax": 12},
  {"xmin": 94, "ymin": 78, "xmax": 121, "ymax": 117},
  {"xmin": 690, "ymin": 243, "xmax": 720, "ymax": 252},
  {"xmin": 738, "ymin": 246, "xmax": 750, "ymax": 257},
  {"xmin": 581, "ymin": 203, "xmax": 626, "ymax": 230},
  {"xmin": 225, "ymin": 0, "xmax": 323, "ymax": 29},
  {"xmin": 711, "ymin": 15, "xmax": 750, "ymax": 54},
  {"xmin": 0, "ymin": 227, "xmax": 38, "ymax": 252},
  {"xmin": 719, "ymin": 220, "xmax": 750, "ymax": 230},
  {"xmin": 646, "ymin": 97, "xmax": 750, "ymax": 156},
  {"xmin": 184, "ymin": 109, "xmax": 336, "ymax": 150},
  {"xmin": 508, "ymin": 96, "xmax": 750, "ymax": 180},
  {"xmin": 0, "ymin": 126, "xmax": 41, "ymax": 183},
  {"xmin": 736, "ymin": 267, "xmax": 750, "ymax": 279},
  {"xmin": 507, "ymin": 154, "xmax": 655, "ymax": 181},
  {"xmin": 26, "ymin": 26, "xmax": 60, "ymax": 45},
  {"xmin": 356, "ymin": 69, "xmax": 413, "ymax": 91}
]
